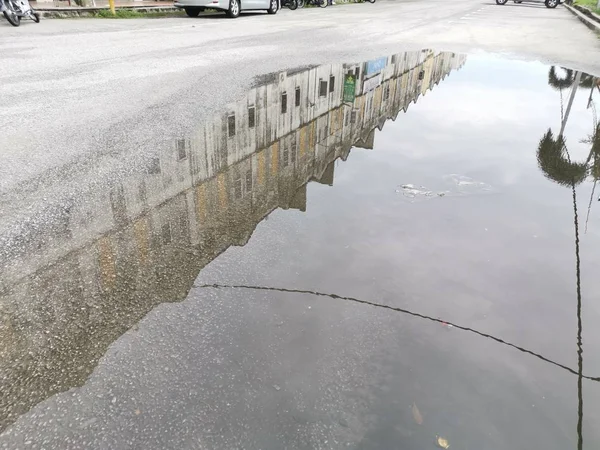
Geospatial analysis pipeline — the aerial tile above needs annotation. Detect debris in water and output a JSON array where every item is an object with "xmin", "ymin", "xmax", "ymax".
[
  {"xmin": 440, "ymin": 321, "xmax": 453, "ymax": 330},
  {"xmin": 436, "ymin": 436, "xmax": 450, "ymax": 449},
  {"xmin": 411, "ymin": 403, "xmax": 423, "ymax": 425},
  {"xmin": 398, "ymin": 174, "xmax": 493, "ymax": 201},
  {"xmin": 134, "ymin": 409, "xmax": 141, "ymax": 415},
  {"xmin": 444, "ymin": 174, "xmax": 492, "ymax": 193},
  {"xmin": 273, "ymin": 385, "xmax": 281, "ymax": 391},
  {"xmin": 397, "ymin": 184, "xmax": 434, "ymax": 199},
  {"xmin": 397, "ymin": 183, "xmax": 449, "ymax": 201}
]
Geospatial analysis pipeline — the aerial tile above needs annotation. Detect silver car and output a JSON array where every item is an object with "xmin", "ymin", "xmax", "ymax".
[{"xmin": 174, "ymin": 0, "xmax": 279, "ymax": 18}]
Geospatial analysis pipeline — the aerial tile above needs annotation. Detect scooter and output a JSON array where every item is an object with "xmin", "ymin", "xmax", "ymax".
[
  {"xmin": 281, "ymin": 0, "xmax": 298, "ymax": 9},
  {"xmin": 302, "ymin": 0, "xmax": 327, "ymax": 7},
  {"xmin": 496, "ymin": 0, "xmax": 560, "ymax": 8},
  {"xmin": 1, "ymin": 0, "xmax": 40, "ymax": 26}
]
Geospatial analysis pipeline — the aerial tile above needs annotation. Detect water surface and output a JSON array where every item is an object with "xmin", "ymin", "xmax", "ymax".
[{"xmin": 1, "ymin": 51, "xmax": 600, "ymax": 449}]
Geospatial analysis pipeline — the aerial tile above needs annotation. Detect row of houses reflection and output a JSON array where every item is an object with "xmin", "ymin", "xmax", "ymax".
[{"xmin": 0, "ymin": 50, "xmax": 465, "ymax": 431}]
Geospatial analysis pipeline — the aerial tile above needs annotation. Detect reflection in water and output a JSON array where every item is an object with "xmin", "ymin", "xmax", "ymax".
[
  {"xmin": 195, "ymin": 282, "xmax": 600, "ymax": 382},
  {"xmin": 0, "ymin": 51, "xmax": 466, "ymax": 431},
  {"xmin": 538, "ymin": 66, "xmax": 600, "ymax": 450},
  {"xmin": 538, "ymin": 68, "xmax": 600, "ymax": 188}
]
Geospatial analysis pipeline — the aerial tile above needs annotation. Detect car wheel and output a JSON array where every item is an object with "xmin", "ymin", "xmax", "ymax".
[
  {"xmin": 545, "ymin": 0, "xmax": 558, "ymax": 7},
  {"xmin": 267, "ymin": 0, "xmax": 278, "ymax": 14},
  {"xmin": 495, "ymin": 0, "xmax": 508, "ymax": 4},
  {"xmin": 184, "ymin": 7, "xmax": 201, "ymax": 16},
  {"xmin": 226, "ymin": 0, "xmax": 240, "ymax": 17}
]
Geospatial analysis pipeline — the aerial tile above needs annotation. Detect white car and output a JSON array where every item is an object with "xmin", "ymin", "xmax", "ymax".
[{"xmin": 174, "ymin": 0, "xmax": 279, "ymax": 18}]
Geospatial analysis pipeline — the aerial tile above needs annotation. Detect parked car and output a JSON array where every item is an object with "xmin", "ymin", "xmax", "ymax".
[
  {"xmin": 496, "ymin": 0, "xmax": 561, "ymax": 8},
  {"xmin": 174, "ymin": 0, "xmax": 279, "ymax": 18}
]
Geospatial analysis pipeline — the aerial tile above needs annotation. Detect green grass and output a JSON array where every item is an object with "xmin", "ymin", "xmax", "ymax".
[
  {"xmin": 93, "ymin": 9, "xmax": 185, "ymax": 18},
  {"xmin": 574, "ymin": 0, "xmax": 600, "ymax": 14}
]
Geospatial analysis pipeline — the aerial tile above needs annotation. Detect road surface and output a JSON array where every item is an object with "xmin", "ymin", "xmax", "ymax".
[
  {"xmin": 2, "ymin": 2, "xmax": 600, "ymax": 449},
  {"xmin": 0, "ymin": 0, "xmax": 599, "ymax": 196}
]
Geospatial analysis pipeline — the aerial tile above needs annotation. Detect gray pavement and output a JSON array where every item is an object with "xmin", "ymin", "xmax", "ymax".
[
  {"xmin": 2, "ymin": 2, "xmax": 600, "ymax": 449},
  {"xmin": 0, "ymin": 0, "xmax": 599, "ymax": 199}
]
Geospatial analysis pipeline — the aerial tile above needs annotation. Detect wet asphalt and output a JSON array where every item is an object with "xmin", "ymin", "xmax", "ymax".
[{"xmin": 2, "ymin": 1, "xmax": 600, "ymax": 449}]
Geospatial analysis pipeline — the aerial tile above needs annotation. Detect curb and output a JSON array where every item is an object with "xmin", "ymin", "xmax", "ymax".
[
  {"xmin": 572, "ymin": 2, "xmax": 600, "ymax": 21},
  {"xmin": 563, "ymin": 3, "xmax": 600, "ymax": 32},
  {"xmin": 37, "ymin": 5, "xmax": 181, "ymax": 18}
]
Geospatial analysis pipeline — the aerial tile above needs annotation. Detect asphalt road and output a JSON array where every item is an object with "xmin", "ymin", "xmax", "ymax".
[
  {"xmin": 0, "ymin": 0, "xmax": 599, "ymax": 198},
  {"xmin": 2, "ymin": 2, "xmax": 600, "ymax": 449}
]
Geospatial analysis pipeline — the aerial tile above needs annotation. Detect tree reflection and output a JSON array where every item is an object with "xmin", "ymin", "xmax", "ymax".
[
  {"xmin": 548, "ymin": 66, "xmax": 597, "ymax": 92},
  {"xmin": 540, "ymin": 66, "xmax": 600, "ymax": 450},
  {"xmin": 539, "ymin": 68, "xmax": 600, "ymax": 188},
  {"xmin": 537, "ymin": 129, "xmax": 588, "ymax": 186}
]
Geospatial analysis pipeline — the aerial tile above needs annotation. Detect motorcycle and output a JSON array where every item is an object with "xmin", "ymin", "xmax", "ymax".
[
  {"xmin": 1, "ymin": 0, "xmax": 40, "ymax": 26},
  {"xmin": 282, "ymin": 0, "xmax": 298, "ymax": 9},
  {"xmin": 303, "ymin": 0, "xmax": 327, "ymax": 7}
]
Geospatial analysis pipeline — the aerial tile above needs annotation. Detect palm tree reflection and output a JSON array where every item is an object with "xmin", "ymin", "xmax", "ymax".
[
  {"xmin": 538, "ymin": 66, "xmax": 600, "ymax": 450},
  {"xmin": 540, "ymin": 67, "xmax": 600, "ymax": 187},
  {"xmin": 537, "ymin": 129, "xmax": 588, "ymax": 186}
]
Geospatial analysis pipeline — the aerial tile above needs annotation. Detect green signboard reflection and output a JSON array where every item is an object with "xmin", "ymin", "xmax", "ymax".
[{"xmin": 343, "ymin": 74, "xmax": 356, "ymax": 103}]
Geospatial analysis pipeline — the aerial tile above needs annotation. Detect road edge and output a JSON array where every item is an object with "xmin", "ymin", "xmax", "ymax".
[
  {"xmin": 563, "ymin": 3, "xmax": 600, "ymax": 33},
  {"xmin": 37, "ymin": 6, "xmax": 181, "ymax": 18}
]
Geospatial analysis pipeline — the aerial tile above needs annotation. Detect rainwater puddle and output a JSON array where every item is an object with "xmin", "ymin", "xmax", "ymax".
[{"xmin": 1, "ymin": 52, "xmax": 600, "ymax": 450}]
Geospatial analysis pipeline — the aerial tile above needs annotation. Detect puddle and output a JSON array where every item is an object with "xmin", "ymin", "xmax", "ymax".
[{"xmin": 1, "ymin": 52, "xmax": 600, "ymax": 450}]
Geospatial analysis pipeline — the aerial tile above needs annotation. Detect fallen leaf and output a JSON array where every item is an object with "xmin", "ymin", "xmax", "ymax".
[
  {"xmin": 411, "ymin": 403, "xmax": 423, "ymax": 425},
  {"xmin": 436, "ymin": 436, "xmax": 450, "ymax": 449}
]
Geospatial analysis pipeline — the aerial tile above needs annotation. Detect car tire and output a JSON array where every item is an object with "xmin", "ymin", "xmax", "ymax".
[
  {"xmin": 495, "ymin": 0, "xmax": 508, "ymax": 4},
  {"xmin": 545, "ymin": 0, "xmax": 558, "ymax": 7},
  {"xmin": 184, "ymin": 7, "xmax": 201, "ymax": 16},
  {"xmin": 226, "ymin": 0, "xmax": 240, "ymax": 17},
  {"xmin": 287, "ymin": 0, "xmax": 297, "ymax": 9},
  {"xmin": 267, "ymin": 0, "xmax": 278, "ymax": 14}
]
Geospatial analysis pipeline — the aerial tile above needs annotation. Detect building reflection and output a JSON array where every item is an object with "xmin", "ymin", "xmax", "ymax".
[{"xmin": 0, "ymin": 50, "xmax": 466, "ymax": 431}]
